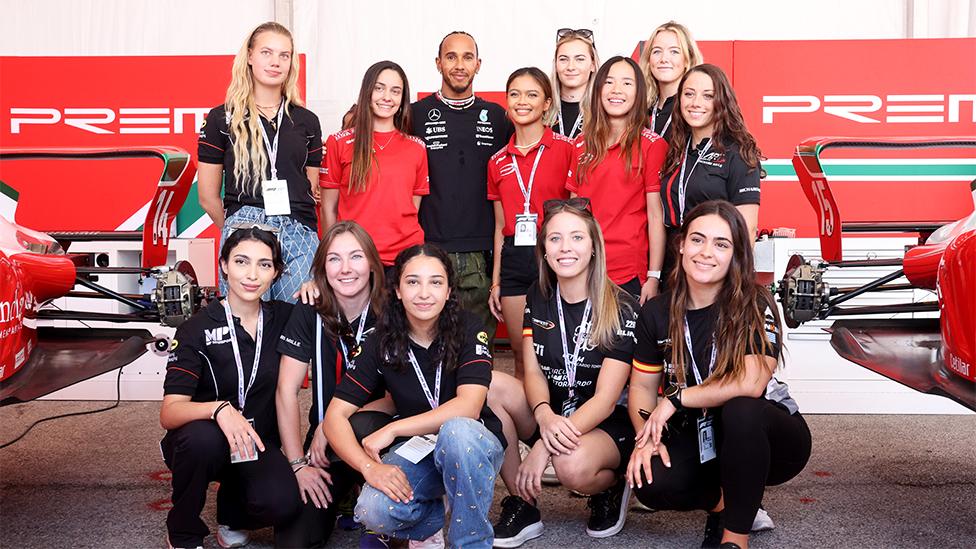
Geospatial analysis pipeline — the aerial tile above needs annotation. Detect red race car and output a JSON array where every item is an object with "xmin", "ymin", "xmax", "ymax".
[{"xmin": 778, "ymin": 136, "xmax": 976, "ymax": 411}]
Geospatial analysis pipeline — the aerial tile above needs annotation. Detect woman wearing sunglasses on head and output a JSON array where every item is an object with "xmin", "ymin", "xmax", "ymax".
[
  {"xmin": 197, "ymin": 22, "xmax": 323, "ymax": 303},
  {"xmin": 324, "ymin": 244, "xmax": 505, "ymax": 549},
  {"xmin": 160, "ymin": 227, "xmax": 302, "ymax": 549},
  {"xmin": 638, "ymin": 21, "xmax": 703, "ymax": 140},
  {"xmin": 627, "ymin": 201, "xmax": 810, "ymax": 549},
  {"xmin": 488, "ymin": 67, "xmax": 575, "ymax": 382},
  {"xmin": 550, "ymin": 28, "xmax": 599, "ymax": 140},
  {"xmin": 490, "ymin": 199, "xmax": 638, "ymax": 547},
  {"xmin": 567, "ymin": 56, "xmax": 667, "ymax": 304},
  {"xmin": 320, "ymin": 61, "xmax": 429, "ymax": 268},
  {"xmin": 275, "ymin": 221, "xmax": 398, "ymax": 547}
]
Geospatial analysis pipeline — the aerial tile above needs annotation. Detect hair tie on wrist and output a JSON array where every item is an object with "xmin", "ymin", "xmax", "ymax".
[{"xmin": 532, "ymin": 401, "xmax": 550, "ymax": 414}]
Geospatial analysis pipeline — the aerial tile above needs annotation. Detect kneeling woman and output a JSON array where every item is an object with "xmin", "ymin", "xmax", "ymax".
[
  {"xmin": 627, "ymin": 200, "xmax": 811, "ymax": 549},
  {"xmin": 160, "ymin": 227, "xmax": 300, "ymax": 549},
  {"xmin": 324, "ymin": 244, "xmax": 505, "ymax": 548},
  {"xmin": 493, "ymin": 198, "xmax": 638, "ymax": 546}
]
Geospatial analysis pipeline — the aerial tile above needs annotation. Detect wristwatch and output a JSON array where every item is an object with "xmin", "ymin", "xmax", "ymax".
[
  {"xmin": 647, "ymin": 270, "xmax": 662, "ymax": 280},
  {"xmin": 663, "ymin": 384, "xmax": 683, "ymax": 410}
]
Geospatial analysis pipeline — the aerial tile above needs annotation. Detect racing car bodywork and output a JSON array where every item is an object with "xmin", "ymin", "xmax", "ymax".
[
  {"xmin": 0, "ymin": 147, "xmax": 212, "ymax": 405},
  {"xmin": 778, "ymin": 137, "xmax": 976, "ymax": 411}
]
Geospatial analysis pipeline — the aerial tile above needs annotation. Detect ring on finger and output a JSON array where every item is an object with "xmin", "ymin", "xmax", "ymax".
[{"xmin": 554, "ymin": 433, "xmax": 560, "ymax": 439}]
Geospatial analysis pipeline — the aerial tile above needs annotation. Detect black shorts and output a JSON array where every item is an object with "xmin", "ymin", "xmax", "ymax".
[
  {"xmin": 619, "ymin": 277, "xmax": 641, "ymax": 300},
  {"xmin": 500, "ymin": 237, "xmax": 539, "ymax": 297},
  {"xmin": 524, "ymin": 404, "xmax": 635, "ymax": 471}
]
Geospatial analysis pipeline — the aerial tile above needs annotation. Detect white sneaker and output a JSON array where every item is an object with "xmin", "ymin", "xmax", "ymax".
[
  {"xmin": 751, "ymin": 507, "xmax": 775, "ymax": 532},
  {"xmin": 216, "ymin": 524, "xmax": 250, "ymax": 548},
  {"xmin": 409, "ymin": 529, "xmax": 445, "ymax": 549}
]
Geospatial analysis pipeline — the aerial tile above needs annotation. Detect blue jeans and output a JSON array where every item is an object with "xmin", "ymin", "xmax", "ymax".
[
  {"xmin": 355, "ymin": 417, "xmax": 504, "ymax": 549},
  {"xmin": 219, "ymin": 206, "xmax": 319, "ymax": 303}
]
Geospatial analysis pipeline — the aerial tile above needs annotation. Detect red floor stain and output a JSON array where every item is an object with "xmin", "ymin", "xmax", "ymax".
[
  {"xmin": 148, "ymin": 498, "xmax": 173, "ymax": 511},
  {"xmin": 148, "ymin": 470, "xmax": 172, "ymax": 482},
  {"xmin": 799, "ymin": 497, "xmax": 817, "ymax": 504},
  {"xmin": 814, "ymin": 471, "xmax": 833, "ymax": 477}
]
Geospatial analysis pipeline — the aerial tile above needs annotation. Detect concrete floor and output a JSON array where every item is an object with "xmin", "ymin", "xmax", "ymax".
[{"xmin": 1, "ymin": 351, "xmax": 974, "ymax": 548}]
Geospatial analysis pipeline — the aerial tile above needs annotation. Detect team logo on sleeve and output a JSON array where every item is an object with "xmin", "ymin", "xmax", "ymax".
[
  {"xmin": 532, "ymin": 318, "xmax": 556, "ymax": 330},
  {"xmin": 477, "ymin": 331, "xmax": 489, "ymax": 345},
  {"xmin": 197, "ymin": 119, "xmax": 206, "ymax": 138},
  {"xmin": 169, "ymin": 339, "xmax": 179, "ymax": 352}
]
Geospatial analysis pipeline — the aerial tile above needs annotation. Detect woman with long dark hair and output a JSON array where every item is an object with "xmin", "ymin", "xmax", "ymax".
[
  {"xmin": 627, "ymin": 200, "xmax": 811, "ymax": 549},
  {"xmin": 275, "ymin": 221, "xmax": 392, "ymax": 547},
  {"xmin": 324, "ymin": 244, "xmax": 505, "ymax": 548},
  {"xmin": 197, "ymin": 22, "xmax": 322, "ymax": 302},
  {"xmin": 320, "ymin": 60, "xmax": 429, "ymax": 267},
  {"xmin": 568, "ymin": 56, "xmax": 667, "ymax": 304},
  {"xmin": 488, "ymin": 67, "xmax": 574, "ymax": 381},
  {"xmin": 160, "ymin": 227, "xmax": 300, "ymax": 549},
  {"xmin": 659, "ymin": 64, "xmax": 764, "ymax": 279},
  {"xmin": 638, "ymin": 21, "xmax": 703, "ymax": 140},
  {"xmin": 490, "ymin": 199, "xmax": 638, "ymax": 546}
]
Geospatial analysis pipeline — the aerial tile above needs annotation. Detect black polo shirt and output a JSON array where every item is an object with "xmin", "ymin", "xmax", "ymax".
[
  {"xmin": 648, "ymin": 94, "xmax": 676, "ymax": 140},
  {"xmin": 164, "ymin": 298, "xmax": 293, "ymax": 446},
  {"xmin": 409, "ymin": 94, "xmax": 512, "ymax": 252},
  {"xmin": 521, "ymin": 282, "xmax": 638, "ymax": 412},
  {"xmin": 334, "ymin": 311, "xmax": 504, "ymax": 447},
  {"xmin": 198, "ymin": 103, "xmax": 323, "ymax": 229},
  {"xmin": 552, "ymin": 100, "xmax": 582, "ymax": 139},
  {"xmin": 276, "ymin": 302, "xmax": 381, "ymax": 447},
  {"xmin": 660, "ymin": 138, "xmax": 761, "ymax": 228}
]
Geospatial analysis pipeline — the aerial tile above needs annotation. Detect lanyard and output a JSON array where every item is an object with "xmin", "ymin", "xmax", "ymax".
[
  {"xmin": 222, "ymin": 300, "xmax": 264, "ymax": 410},
  {"xmin": 407, "ymin": 348, "xmax": 442, "ymax": 410},
  {"xmin": 510, "ymin": 145, "xmax": 545, "ymax": 215},
  {"xmin": 557, "ymin": 109, "xmax": 583, "ymax": 139},
  {"xmin": 555, "ymin": 285, "xmax": 592, "ymax": 398},
  {"xmin": 337, "ymin": 301, "xmax": 370, "ymax": 366},
  {"xmin": 678, "ymin": 139, "xmax": 712, "ymax": 224},
  {"xmin": 314, "ymin": 317, "xmax": 326, "ymax": 423},
  {"xmin": 257, "ymin": 98, "xmax": 285, "ymax": 180},
  {"xmin": 683, "ymin": 316, "xmax": 716, "ymax": 386},
  {"xmin": 651, "ymin": 103, "xmax": 672, "ymax": 137}
]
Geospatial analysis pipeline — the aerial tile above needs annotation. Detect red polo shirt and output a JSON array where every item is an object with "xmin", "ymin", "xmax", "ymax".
[
  {"xmin": 320, "ymin": 129, "xmax": 429, "ymax": 265},
  {"xmin": 566, "ymin": 128, "xmax": 667, "ymax": 284},
  {"xmin": 487, "ymin": 128, "xmax": 574, "ymax": 236}
]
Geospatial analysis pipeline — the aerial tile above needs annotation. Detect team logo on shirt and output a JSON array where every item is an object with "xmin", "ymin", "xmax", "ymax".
[
  {"xmin": 476, "ymin": 344, "xmax": 492, "ymax": 357},
  {"xmin": 477, "ymin": 331, "xmax": 489, "ymax": 345},
  {"xmin": 169, "ymin": 339, "xmax": 179, "ymax": 352},
  {"xmin": 531, "ymin": 318, "xmax": 556, "ymax": 330},
  {"xmin": 428, "ymin": 108, "xmax": 442, "ymax": 122},
  {"xmin": 499, "ymin": 163, "xmax": 516, "ymax": 177},
  {"xmin": 479, "ymin": 109, "xmax": 489, "ymax": 122},
  {"xmin": 197, "ymin": 119, "xmax": 206, "ymax": 138},
  {"xmin": 699, "ymin": 151, "xmax": 725, "ymax": 167},
  {"xmin": 204, "ymin": 326, "xmax": 232, "ymax": 346}
]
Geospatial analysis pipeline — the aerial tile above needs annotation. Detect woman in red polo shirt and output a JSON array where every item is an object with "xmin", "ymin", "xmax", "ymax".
[
  {"xmin": 567, "ymin": 56, "xmax": 667, "ymax": 304},
  {"xmin": 488, "ymin": 67, "xmax": 575, "ymax": 380},
  {"xmin": 320, "ymin": 60, "xmax": 429, "ymax": 266}
]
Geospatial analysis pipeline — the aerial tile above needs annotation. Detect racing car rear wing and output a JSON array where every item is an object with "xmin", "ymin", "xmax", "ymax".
[{"xmin": 792, "ymin": 137, "xmax": 976, "ymax": 262}]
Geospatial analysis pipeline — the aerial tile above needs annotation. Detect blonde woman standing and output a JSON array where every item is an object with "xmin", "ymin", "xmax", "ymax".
[
  {"xmin": 550, "ymin": 28, "xmax": 599, "ymax": 139},
  {"xmin": 198, "ymin": 22, "xmax": 322, "ymax": 302},
  {"xmin": 638, "ymin": 21, "xmax": 703, "ymax": 140}
]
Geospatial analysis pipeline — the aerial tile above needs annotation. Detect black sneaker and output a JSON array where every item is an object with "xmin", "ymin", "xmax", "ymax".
[
  {"xmin": 585, "ymin": 478, "xmax": 630, "ymax": 538},
  {"xmin": 492, "ymin": 495, "xmax": 543, "ymax": 548},
  {"xmin": 720, "ymin": 543, "xmax": 742, "ymax": 549},
  {"xmin": 701, "ymin": 511, "xmax": 723, "ymax": 548}
]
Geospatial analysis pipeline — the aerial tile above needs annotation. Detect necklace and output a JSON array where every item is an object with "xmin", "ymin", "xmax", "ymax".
[
  {"xmin": 374, "ymin": 132, "xmax": 397, "ymax": 151},
  {"xmin": 256, "ymin": 103, "xmax": 281, "ymax": 130},
  {"xmin": 514, "ymin": 137, "xmax": 542, "ymax": 149},
  {"xmin": 436, "ymin": 90, "xmax": 475, "ymax": 110}
]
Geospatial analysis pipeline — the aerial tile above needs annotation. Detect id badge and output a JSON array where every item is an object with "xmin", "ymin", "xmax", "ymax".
[
  {"xmin": 394, "ymin": 434, "xmax": 438, "ymax": 464},
  {"xmin": 697, "ymin": 415, "xmax": 716, "ymax": 464},
  {"xmin": 513, "ymin": 213, "xmax": 538, "ymax": 246},
  {"xmin": 230, "ymin": 418, "xmax": 259, "ymax": 464},
  {"xmin": 561, "ymin": 395, "xmax": 579, "ymax": 417},
  {"xmin": 262, "ymin": 179, "xmax": 291, "ymax": 216}
]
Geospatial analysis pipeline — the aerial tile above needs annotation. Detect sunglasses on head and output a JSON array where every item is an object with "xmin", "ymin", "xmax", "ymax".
[
  {"xmin": 543, "ymin": 197, "xmax": 591, "ymax": 214},
  {"xmin": 557, "ymin": 28, "xmax": 595, "ymax": 43},
  {"xmin": 227, "ymin": 222, "xmax": 280, "ymax": 238}
]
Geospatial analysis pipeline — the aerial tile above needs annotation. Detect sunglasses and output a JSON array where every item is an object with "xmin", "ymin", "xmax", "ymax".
[
  {"xmin": 227, "ymin": 222, "xmax": 280, "ymax": 237},
  {"xmin": 543, "ymin": 197, "xmax": 591, "ymax": 214},
  {"xmin": 557, "ymin": 28, "xmax": 595, "ymax": 43}
]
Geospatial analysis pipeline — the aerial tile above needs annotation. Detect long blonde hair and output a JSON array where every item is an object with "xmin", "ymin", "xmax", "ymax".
[
  {"xmin": 637, "ymin": 21, "xmax": 703, "ymax": 108},
  {"xmin": 225, "ymin": 22, "xmax": 304, "ymax": 195},
  {"xmin": 537, "ymin": 199, "xmax": 630, "ymax": 349},
  {"xmin": 548, "ymin": 35, "xmax": 600, "ymax": 127}
]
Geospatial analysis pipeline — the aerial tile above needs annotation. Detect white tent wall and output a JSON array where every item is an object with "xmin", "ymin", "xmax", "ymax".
[{"xmin": 2, "ymin": 0, "xmax": 974, "ymax": 134}]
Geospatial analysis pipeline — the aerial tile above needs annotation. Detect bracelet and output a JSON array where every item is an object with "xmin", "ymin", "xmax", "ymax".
[
  {"xmin": 211, "ymin": 401, "xmax": 231, "ymax": 421},
  {"xmin": 531, "ymin": 401, "xmax": 550, "ymax": 415},
  {"xmin": 288, "ymin": 455, "xmax": 308, "ymax": 467},
  {"xmin": 293, "ymin": 465, "xmax": 306, "ymax": 475},
  {"xmin": 490, "ymin": 283, "xmax": 500, "ymax": 292}
]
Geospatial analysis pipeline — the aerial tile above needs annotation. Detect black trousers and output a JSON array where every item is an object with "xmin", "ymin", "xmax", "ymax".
[
  {"xmin": 633, "ymin": 396, "xmax": 812, "ymax": 534},
  {"xmin": 161, "ymin": 420, "xmax": 302, "ymax": 547},
  {"xmin": 275, "ymin": 410, "xmax": 395, "ymax": 548}
]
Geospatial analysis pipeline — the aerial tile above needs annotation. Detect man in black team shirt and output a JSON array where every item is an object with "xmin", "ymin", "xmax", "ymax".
[{"xmin": 411, "ymin": 31, "xmax": 512, "ymax": 342}]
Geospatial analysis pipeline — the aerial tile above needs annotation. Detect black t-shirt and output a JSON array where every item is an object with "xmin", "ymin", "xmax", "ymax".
[
  {"xmin": 334, "ymin": 311, "xmax": 504, "ymax": 447},
  {"xmin": 660, "ymin": 138, "xmax": 761, "ymax": 229},
  {"xmin": 409, "ymin": 94, "xmax": 512, "ymax": 252},
  {"xmin": 633, "ymin": 291, "xmax": 798, "ymax": 412},
  {"xmin": 522, "ymin": 282, "xmax": 638, "ymax": 412},
  {"xmin": 197, "ymin": 104, "xmax": 323, "ymax": 229},
  {"xmin": 648, "ymin": 94, "xmax": 676, "ymax": 141},
  {"xmin": 552, "ymin": 100, "xmax": 582, "ymax": 139},
  {"xmin": 276, "ymin": 302, "xmax": 381, "ymax": 446},
  {"xmin": 164, "ymin": 298, "xmax": 293, "ymax": 446}
]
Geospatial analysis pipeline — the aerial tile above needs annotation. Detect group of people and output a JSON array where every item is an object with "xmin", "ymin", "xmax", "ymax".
[{"xmin": 161, "ymin": 19, "xmax": 811, "ymax": 549}]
